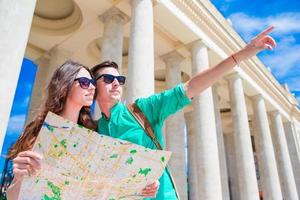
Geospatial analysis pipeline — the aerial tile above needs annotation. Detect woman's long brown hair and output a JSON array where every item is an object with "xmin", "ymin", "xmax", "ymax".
[{"xmin": 7, "ymin": 60, "xmax": 96, "ymax": 159}]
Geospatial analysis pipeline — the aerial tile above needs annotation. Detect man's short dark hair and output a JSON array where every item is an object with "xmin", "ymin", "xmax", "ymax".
[{"xmin": 91, "ymin": 60, "xmax": 119, "ymax": 76}]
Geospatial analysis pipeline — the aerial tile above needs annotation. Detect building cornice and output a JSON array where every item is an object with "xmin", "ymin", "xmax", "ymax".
[
  {"xmin": 168, "ymin": 0, "xmax": 299, "ymax": 120},
  {"xmin": 172, "ymin": 0, "xmax": 243, "ymax": 53}
]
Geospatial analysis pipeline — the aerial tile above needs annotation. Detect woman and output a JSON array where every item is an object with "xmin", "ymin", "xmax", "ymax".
[{"xmin": 4, "ymin": 60, "xmax": 96, "ymax": 199}]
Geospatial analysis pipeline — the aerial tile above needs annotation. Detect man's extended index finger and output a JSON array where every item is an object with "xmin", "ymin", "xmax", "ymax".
[{"xmin": 257, "ymin": 26, "xmax": 274, "ymax": 38}]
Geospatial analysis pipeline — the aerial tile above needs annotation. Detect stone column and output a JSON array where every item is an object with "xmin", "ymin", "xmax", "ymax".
[
  {"xmin": 270, "ymin": 111, "xmax": 299, "ymax": 200},
  {"xmin": 93, "ymin": 7, "xmax": 129, "ymax": 119},
  {"xmin": 99, "ymin": 7, "xmax": 129, "ymax": 72},
  {"xmin": 190, "ymin": 41, "xmax": 222, "ymax": 199},
  {"xmin": 0, "ymin": 0, "xmax": 36, "ymax": 152},
  {"xmin": 226, "ymin": 73, "xmax": 259, "ymax": 200},
  {"xmin": 212, "ymin": 85, "xmax": 230, "ymax": 200},
  {"xmin": 185, "ymin": 111, "xmax": 199, "ymax": 200},
  {"xmin": 126, "ymin": 0, "xmax": 154, "ymax": 103},
  {"xmin": 27, "ymin": 48, "xmax": 72, "ymax": 122},
  {"xmin": 252, "ymin": 95, "xmax": 282, "ymax": 199},
  {"xmin": 224, "ymin": 132, "xmax": 239, "ymax": 200},
  {"xmin": 284, "ymin": 121, "xmax": 300, "ymax": 198},
  {"xmin": 162, "ymin": 51, "xmax": 187, "ymax": 200}
]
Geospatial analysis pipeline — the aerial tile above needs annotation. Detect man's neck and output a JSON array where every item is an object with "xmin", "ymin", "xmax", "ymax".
[{"xmin": 98, "ymin": 100, "xmax": 118, "ymax": 119}]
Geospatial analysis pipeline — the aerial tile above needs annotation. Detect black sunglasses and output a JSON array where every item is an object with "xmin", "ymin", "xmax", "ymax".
[
  {"xmin": 74, "ymin": 77, "xmax": 96, "ymax": 89},
  {"xmin": 96, "ymin": 74, "xmax": 126, "ymax": 85}
]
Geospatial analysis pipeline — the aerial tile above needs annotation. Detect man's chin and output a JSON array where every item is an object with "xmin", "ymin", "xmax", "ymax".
[{"xmin": 110, "ymin": 95, "xmax": 121, "ymax": 102}]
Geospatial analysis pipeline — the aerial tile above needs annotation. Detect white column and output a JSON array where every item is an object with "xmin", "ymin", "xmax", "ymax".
[
  {"xmin": 163, "ymin": 51, "xmax": 187, "ymax": 200},
  {"xmin": 126, "ymin": 0, "xmax": 154, "ymax": 103},
  {"xmin": 185, "ymin": 111, "xmax": 199, "ymax": 200},
  {"xmin": 212, "ymin": 85, "xmax": 230, "ymax": 200},
  {"xmin": 224, "ymin": 132, "xmax": 239, "ymax": 200},
  {"xmin": 99, "ymin": 7, "xmax": 129, "ymax": 72},
  {"xmin": 252, "ymin": 95, "xmax": 282, "ymax": 199},
  {"xmin": 27, "ymin": 48, "xmax": 72, "ymax": 122},
  {"xmin": 226, "ymin": 73, "xmax": 259, "ymax": 200},
  {"xmin": 190, "ymin": 41, "xmax": 222, "ymax": 199},
  {"xmin": 284, "ymin": 121, "xmax": 300, "ymax": 198},
  {"xmin": 0, "ymin": 0, "xmax": 36, "ymax": 152},
  {"xmin": 93, "ymin": 7, "xmax": 129, "ymax": 120},
  {"xmin": 270, "ymin": 111, "xmax": 299, "ymax": 200}
]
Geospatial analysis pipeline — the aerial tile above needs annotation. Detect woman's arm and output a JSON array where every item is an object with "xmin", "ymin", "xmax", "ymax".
[
  {"xmin": 6, "ymin": 179, "xmax": 22, "ymax": 200},
  {"xmin": 184, "ymin": 26, "xmax": 276, "ymax": 99},
  {"xmin": 6, "ymin": 151, "xmax": 42, "ymax": 200}
]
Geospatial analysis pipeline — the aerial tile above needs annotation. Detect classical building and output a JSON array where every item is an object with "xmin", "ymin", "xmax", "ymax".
[{"xmin": 0, "ymin": 0, "xmax": 299, "ymax": 199}]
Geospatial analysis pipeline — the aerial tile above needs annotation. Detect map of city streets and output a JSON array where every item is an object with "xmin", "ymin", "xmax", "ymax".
[{"xmin": 18, "ymin": 112, "xmax": 171, "ymax": 200}]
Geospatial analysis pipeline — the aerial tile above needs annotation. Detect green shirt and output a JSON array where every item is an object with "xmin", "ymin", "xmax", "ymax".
[{"xmin": 97, "ymin": 84, "xmax": 191, "ymax": 200}]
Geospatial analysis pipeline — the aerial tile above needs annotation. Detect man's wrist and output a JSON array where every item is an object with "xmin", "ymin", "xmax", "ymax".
[
  {"xmin": 234, "ymin": 44, "xmax": 260, "ymax": 63},
  {"xmin": 231, "ymin": 54, "xmax": 238, "ymax": 65}
]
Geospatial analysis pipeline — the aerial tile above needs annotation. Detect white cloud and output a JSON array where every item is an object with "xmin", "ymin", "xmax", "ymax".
[
  {"xmin": 261, "ymin": 36, "xmax": 300, "ymax": 79},
  {"xmin": 6, "ymin": 114, "xmax": 26, "ymax": 135},
  {"xmin": 22, "ymin": 96, "xmax": 30, "ymax": 107},
  {"xmin": 229, "ymin": 12, "xmax": 300, "ymax": 41},
  {"xmin": 228, "ymin": 12, "xmax": 300, "ymax": 95},
  {"xmin": 228, "ymin": 12, "xmax": 265, "ymax": 40},
  {"xmin": 13, "ymin": 83, "xmax": 33, "ymax": 111},
  {"xmin": 285, "ymin": 78, "xmax": 300, "ymax": 91},
  {"xmin": 268, "ymin": 13, "xmax": 300, "ymax": 35},
  {"xmin": 296, "ymin": 96, "xmax": 300, "ymax": 103}
]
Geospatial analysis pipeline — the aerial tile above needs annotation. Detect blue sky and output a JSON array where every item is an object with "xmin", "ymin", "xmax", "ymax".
[
  {"xmin": 211, "ymin": 0, "xmax": 300, "ymax": 104},
  {"xmin": 0, "ymin": 59, "xmax": 36, "ymax": 170}
]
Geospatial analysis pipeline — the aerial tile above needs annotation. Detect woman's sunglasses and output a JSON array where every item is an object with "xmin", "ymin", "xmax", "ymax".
[
  {"xmin": 74, "ymin": 77, "xmax": 96, "ymax": 89},
  {"xmin": 96, "ymin": 74, "xmax": 126, "ymax": 85}
]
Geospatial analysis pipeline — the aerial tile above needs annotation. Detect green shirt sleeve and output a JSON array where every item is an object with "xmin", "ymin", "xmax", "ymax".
[{"xmin": 135, "ymin": 83, "xmax": 191, "ymax": 125}]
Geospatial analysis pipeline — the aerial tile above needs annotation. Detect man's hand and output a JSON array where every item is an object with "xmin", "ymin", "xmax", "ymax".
[
  {"xmin": 250, "ymin": 26, "xmax": 276, "ymax": 50},
  {"xmin": 236, "ymin": 26, "xmax": 276, "ymax": 62},
  {"xmin": 141, "ymin": 180, "xmax": 160, "ymax": 198}
]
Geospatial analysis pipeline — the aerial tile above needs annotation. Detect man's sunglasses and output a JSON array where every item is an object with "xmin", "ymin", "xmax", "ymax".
[
  {"xmin": 96, "ymin": 74, "xmax": 126, "ymax": 85},
  {"xmin": 74, "ymin": 77, "xmax": 96, "ymax": 89}
]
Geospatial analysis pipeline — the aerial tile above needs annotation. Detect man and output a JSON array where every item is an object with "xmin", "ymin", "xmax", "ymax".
[{"xmin": 91, "ymin": 27, "xmax": 276, "ymax": 199}]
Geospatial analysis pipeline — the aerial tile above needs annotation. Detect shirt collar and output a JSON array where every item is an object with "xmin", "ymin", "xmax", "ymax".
[{"xmin": 101, "ymin": 101, "xmax": 122, "ymax": 120}]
